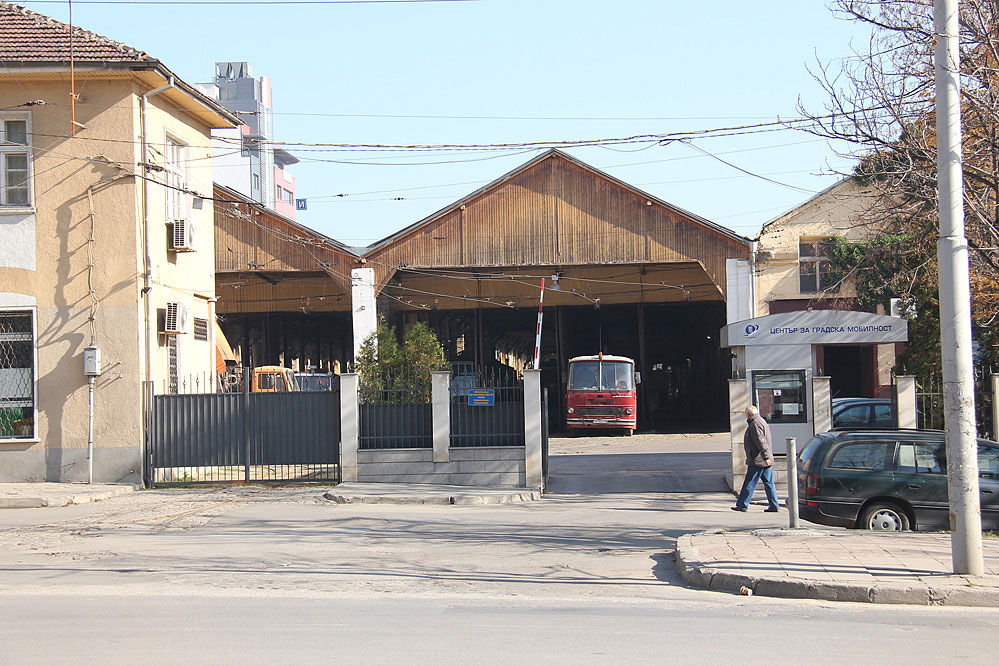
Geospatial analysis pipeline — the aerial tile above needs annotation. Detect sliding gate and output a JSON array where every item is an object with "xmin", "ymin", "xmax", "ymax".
[{"xmin": 146, "ymin": 389, "xmax": 340, "ymax": 485}]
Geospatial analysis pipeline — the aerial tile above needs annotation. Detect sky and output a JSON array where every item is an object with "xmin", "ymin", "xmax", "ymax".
[{"xmin": 23, "ymin": 0, "xmax": 874, "ymax": 246}]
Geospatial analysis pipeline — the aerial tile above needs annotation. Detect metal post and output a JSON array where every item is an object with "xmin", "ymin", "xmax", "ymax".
[
  {"xmin": 87, "ymin": 376, "xmax": 95, "ymax": 484},
  {"xmin": 935, "ymin": 0, "xmax": 984, "ymax": 575},
  {"xmin": 786, "ymin": 437, "xmax": 799, "ymax": 529},
  {"xmin": 243, "ymin": 366, "xmax": 250, "ymax": 483}
]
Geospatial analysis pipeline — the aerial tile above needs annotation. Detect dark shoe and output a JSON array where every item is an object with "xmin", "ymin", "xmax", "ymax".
[
  {"xmin": 764, "ymin": 507, "xmax": 779, "ymax": 513},
  {"xmin": 731, "ymin": 506, "xmax": 748, "ymax": 512}
]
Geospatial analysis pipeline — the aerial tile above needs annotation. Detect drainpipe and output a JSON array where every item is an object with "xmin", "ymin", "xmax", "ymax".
[
  {"xmin": 748, "ymin": 240, "xmax": 759, "ymax": 318},
  {"xmin": 140, "ymin": 77, "xmax": 175, "ymax": 389}
]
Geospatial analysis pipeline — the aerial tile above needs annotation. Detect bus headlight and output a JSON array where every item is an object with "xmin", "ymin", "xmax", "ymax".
[
  {"xmin": 567, "ymin": 407, "xmax": 574, "ymax": 414},
  {"xmin": 625, "ymin": 407, "xmax": 633, "ymax": 415}
]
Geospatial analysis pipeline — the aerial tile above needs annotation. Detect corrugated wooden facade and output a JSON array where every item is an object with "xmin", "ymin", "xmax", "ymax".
[
  {"xmin": 214, "ymin": 184, "xmax": 359, "ymax": 314},
  {"xmin": 363, "ymin": 150, "xmax": 751, "ymax": 304}
]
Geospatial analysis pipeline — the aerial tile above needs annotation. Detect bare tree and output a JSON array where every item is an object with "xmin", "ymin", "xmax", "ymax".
[{"xmin": 801, "ymin": 0, "xmax": 999, "ymax": 367}]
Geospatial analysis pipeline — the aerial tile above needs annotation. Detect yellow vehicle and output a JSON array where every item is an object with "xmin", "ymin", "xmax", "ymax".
[{"xmin": 252, "ymin": 366, "xmax": 300, "ymax": 392}]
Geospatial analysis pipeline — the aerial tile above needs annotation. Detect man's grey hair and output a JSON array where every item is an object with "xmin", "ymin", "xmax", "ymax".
[{"xmin": 745, "ymin": 405, "xmax": 759, "ymax": 417}]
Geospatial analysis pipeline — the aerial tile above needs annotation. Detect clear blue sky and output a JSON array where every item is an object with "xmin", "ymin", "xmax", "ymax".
[{"xmin": 25, "ymin": 0, "xmax": 871, "ymax": 246}]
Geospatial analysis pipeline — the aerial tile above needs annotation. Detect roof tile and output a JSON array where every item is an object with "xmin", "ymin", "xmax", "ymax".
[{"xmin": 0, "ymin": 2, "xmax": 154, "ymax": 64}]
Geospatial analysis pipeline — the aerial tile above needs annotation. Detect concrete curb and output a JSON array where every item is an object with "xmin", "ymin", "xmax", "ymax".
[
  {"xmin": 0, "ymin": 484, "xmax": 138, "ymax": 509},
  {"xmin": 324, "ymin": 486, "xmax": 541, "ymax": 505},
  {"xmin": 675, "ymin": 530, "xmax": 999, "ymax": 608}
]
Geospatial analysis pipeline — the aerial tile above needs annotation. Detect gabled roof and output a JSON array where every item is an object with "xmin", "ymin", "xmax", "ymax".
[
  {"xmin": 213, "ymin": 183, "xmax": 358, "ymax": 257},
  {"xmin": 363, "ymin": 149, "xmax": 752, "ymax": 253},
  {"xmin": 0, "ymin": 2, "xmax": 152, "ymax": 63}
]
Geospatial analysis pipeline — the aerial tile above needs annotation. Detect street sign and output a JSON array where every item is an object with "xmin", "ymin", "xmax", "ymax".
[
  {"xmin": 295, "ymin": 199, "xmax": 307, "ymax": 211},
  {"xmin": 467, "ymin": 389, "xmax": 495, "ymax": 406}
]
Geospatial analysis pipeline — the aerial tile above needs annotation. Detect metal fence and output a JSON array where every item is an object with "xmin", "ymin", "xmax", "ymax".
[
  {"xmin": 450, "ymin": 367, "xmax": 525, "ymax": 447},
  {"xmin": 359, "ymin": 366, "xmax": 433, "ymax": 449},
  {"xmin": 915, "ymin": 369, "xmax": 995, "ymax": 439},
  {"xmin": 147, "ymin": 387, "xmax": 341, "ymax": 485}
]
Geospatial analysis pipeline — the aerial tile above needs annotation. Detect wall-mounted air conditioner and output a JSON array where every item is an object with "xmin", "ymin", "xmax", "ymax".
[
  {"xmin": 162, "ymin": 301, "xmax": 190, "ymax": 334},
  {"xmin": 171, "ymin": 219, "xmax": 197, "ymax": 252}
]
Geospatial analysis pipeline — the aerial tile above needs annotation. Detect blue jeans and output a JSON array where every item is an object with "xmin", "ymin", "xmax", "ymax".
[{"xmin": 735, "ymin": 464, "xmax": 780, "ymax": 510}]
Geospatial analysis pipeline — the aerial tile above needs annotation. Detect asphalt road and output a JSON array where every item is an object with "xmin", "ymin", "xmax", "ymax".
[{"xmin": 1, "ymin": 433, "xmax": 996, "ymax": 664}]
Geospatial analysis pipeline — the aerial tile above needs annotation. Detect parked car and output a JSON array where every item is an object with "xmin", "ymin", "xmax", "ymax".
[
  {"xmin": 831, "ymin": 397, "xmax": 894, "ymax": 429},
  {"xmin": 797, "ymin": 429, "xmax": 999, "ymax": 531}
]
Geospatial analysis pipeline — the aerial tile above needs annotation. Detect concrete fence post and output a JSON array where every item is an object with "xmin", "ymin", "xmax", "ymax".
[
  {"xmin": 812, "ymin": 376, "xmax": 831, "ymax": 434},
  {"xmin": 432, "ymin": 371, "xmax": 450, "ymax": 463},
  {"xmin": 340, "ymin": 373, "xmax": 359, "ymax": 482},
  {"xmin": 524, "ymin": 369, "xmax": 543, "ymax": 489},
  {"xmin": 896, "ymin": 375, "xmax": 917, "ymax": 429}
]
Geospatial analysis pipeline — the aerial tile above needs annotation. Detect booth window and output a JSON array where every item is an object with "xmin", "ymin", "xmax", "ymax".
[
  {"xmin": 752, "ymin": 370, "xmax": 807, "ymax": 424},
  {"xmin": 799, "ymin": 238, "xmax": 835, "ymax": 293}
]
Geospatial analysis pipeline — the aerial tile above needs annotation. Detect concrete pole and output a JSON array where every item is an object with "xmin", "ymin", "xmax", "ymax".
[
  {"xmin": 786, "ymin": 437, "xmax": 799, "ymax": 528},
  {"xmin": 935, "ymin": 0, "xmax": 983, "ymax": 575},
  {"xmin": 992, "ymin": 374, "xmax": 999, "ymax": 441}
]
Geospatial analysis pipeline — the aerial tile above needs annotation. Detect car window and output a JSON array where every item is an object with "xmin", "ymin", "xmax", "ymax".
[
  {"xmin": 834, "ymin": 405, "xmax": 870, "ymax": 425},
  {"xmin": 896, "ymin": 442, "xmax": 916, "ymax": 474},
  {"xmin": 979, "ymin": 444, "xmax": 999, "ymax": 480},
  {"xmin": 912, "ymin": 441, "xmax": 946, "ymax": 474},
  {"xmin": 872, "ymin": 404, "xmax": 893, "ymax": 425},
  {"xmin": 257, "ymin": 373, "xmax": 275, "ymax": 390},
  {"xmin": 826, "ymin": 441, "xmax": 894, "ymax": 471},
  {"xmin": 798, "ymin": 436, "xmax": 824, "ymax": 472}
]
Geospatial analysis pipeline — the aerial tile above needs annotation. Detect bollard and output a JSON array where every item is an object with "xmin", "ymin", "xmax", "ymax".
[{"xmin": 786, "ymin": 437, "xmax": 799, "ymax": 528}]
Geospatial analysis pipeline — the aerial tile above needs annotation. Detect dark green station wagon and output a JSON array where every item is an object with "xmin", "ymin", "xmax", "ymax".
[{"xmin": 797, "ymin": 429, "xmax": 999, "ymax": 531}]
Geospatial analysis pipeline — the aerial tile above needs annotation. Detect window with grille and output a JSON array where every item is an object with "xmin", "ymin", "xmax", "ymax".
[
  {"xmin": 1, "ymin": 115, "xmax": 31, "ymax": 207},
  {"xmin": 799, "ymin": 238, "xmax": 835, "ymax": 293},
  {"xmin": 0, "ymin": 311, "xmax": 35, "ymax": 439}
]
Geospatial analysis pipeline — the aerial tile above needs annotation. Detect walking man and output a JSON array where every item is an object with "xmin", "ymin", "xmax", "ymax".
[{"xmin": 732, "ymin": 405, "xmax": 780, "ymax": 512}]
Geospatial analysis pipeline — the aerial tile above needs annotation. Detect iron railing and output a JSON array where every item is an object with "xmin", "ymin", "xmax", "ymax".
[
  {"xmin": 359, "ymin": 366, "xmax": 433, "ymax": 449},
  {"xmin": 915, "ymin": 369, "xmax": 995, "ymax": 439},
  {"xmin": 449, "ymin": 367, "xmax": 525, "ymax": 447}
]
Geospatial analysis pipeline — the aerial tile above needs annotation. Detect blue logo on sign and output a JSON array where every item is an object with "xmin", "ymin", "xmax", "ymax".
[
  {"xmin": 745, "ymin": 324, "xmax": 759, "ymax": 336},
  {"xmin": 295, "ymin": 199, "xmax": 308, "ymax": 211}
]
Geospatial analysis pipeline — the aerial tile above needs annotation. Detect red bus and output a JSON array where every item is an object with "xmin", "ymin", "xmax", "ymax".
[{"xmin": 565, "ymin": 354, "xmax": 638, "ymax": 435}]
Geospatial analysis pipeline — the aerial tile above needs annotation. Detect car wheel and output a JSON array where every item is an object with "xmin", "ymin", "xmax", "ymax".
[{"xmin": 861, "ymin": 501, "xmax": 910, "ymax": 531}]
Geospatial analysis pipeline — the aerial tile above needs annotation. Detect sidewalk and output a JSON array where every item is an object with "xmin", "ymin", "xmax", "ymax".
[
  {"xmin": 676, "ymin": 527, "xmax": 999, "ymax": 607},
  {"xmin": 325, "ymin": 482, "xmax": 540, "ymax": 505},
  {"xmin": 0, "ymin": 482, "xmax": 138, "ymax": 509}
]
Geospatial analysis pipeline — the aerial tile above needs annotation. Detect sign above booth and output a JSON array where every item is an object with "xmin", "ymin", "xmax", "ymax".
[{"xmin": 721, "ymin": 310, "xmax": 908, "ymax": 347}]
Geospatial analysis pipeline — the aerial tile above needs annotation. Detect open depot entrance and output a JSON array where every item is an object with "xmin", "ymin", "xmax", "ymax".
[{"xmin": 389, "ymin": 299, "xmax": 729, "ymax": 434}]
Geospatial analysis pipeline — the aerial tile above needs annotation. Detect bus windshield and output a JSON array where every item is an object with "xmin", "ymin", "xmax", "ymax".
[{"xmin": 568, "ymin": 361, "xmax": 634, "ymax": 391}]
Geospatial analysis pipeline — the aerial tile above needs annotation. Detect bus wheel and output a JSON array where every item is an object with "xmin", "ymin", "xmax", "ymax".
[{"xmin": 624, "ymin": 429, "xmax": 633, "ymax": 437}]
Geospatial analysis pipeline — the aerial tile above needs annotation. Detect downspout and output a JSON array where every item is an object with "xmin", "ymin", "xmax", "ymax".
[
  {"xmin": 748, "ymin": 240, "xmax": 759, "ymax": 319},
  {"xmin": 140, "ymin": 76, "xmax": 175, "ymax": 388}
]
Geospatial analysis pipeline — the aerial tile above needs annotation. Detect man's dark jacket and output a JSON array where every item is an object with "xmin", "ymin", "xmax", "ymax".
[{"xmin": 743, "ymin": 413, "xmax": 774, "ymax": 467}]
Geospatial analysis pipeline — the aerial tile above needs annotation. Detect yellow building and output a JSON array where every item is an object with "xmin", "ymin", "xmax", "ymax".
[{"xmin": 0, "ymin": 3, "xmax": 239, "ymax": 482}]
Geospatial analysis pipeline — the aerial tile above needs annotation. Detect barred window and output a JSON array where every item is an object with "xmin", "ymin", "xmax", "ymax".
[
  {"xmin": 0, "ymin": 311, "xmax": 35, "ymax": 439},
  {"xmin": 1, "ymin": 115, "xmax": 31, "ymax": 207}
]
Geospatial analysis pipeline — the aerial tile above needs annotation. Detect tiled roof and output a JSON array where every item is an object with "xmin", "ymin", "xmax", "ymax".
[{"xmin": 0, "ymin": 2, "xmax": 155, "ymax": 64}]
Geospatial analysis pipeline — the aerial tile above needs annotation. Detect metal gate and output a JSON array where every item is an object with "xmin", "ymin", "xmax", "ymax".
[
  {"xmin": 146, "ymin": 388, "xmax": 340, "ymax": 485},
  {"xmin": 914, "ymin": 370, "xmax": 995, "ymax": 438}
]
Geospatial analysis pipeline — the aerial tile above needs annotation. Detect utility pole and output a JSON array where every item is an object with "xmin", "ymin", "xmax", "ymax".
[{"xmin": 934, "ymin": 0, "xmax": 983, "ymax": 575}]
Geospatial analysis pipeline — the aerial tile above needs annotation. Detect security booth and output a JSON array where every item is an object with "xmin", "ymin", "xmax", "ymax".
[{"xmin": 720, "ymin": 310, "xmax": 909, "ymax": 490}]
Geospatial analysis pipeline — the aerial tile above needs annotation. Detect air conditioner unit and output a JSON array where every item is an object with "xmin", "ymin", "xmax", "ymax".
[
  {"xmin": 171, "ymin": 219, "xmax": 197, "ymax": 252},
  {"xmin": 163, "ymin": 301, "xmax": 190, "ymax": 334}
]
